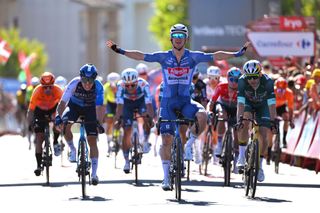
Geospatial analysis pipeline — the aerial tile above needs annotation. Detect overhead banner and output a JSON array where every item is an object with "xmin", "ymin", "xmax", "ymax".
[{"xmin": 247, "ymin": 32, "xmax": 315, "ymax": 57}]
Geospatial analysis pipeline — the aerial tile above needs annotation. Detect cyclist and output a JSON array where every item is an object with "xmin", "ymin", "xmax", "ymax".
[
  {"xmin": 113, "ymin": 68, "xmax": 154, "ymax": 174},
  {"xmin": 208, "ymin": 67, "xmax": 241, "ymax": 159},
  {"xmin": 15, "ymin": 83, "xmax": 28, "ymax": 130},
  {"xmin": 236, "ymin": 60, "xmax": 277, "ymax": 182},
  {"xmin": 136, "ymin": 62, "xmax": 153, "ymax": 153},
  {"xmin": 205, "ymin": 66, "xmax": 222, "ymax": 101},
  {"xmin": 55, "ymin": 63, "xmax": 104, "ymax": 185},
  {"xmin": 26, "ymin": 77, "xmax": 40, "ymax": 106},
  {"xmin": 106, "ymin": 23, "xmax": 249, "ymax": 190},
  {"xmin": 274, "ymin": 77, "xmax": 295, "ymax": 149},
  {"xmin": 310, "ymin": 69, "xmax": 320, "ymax": 110},
  {"xmin": 26, "ymin": 72, "xmax": 63, "ymax": 176},
  {"xmin": 103, "ymin": 72, "xmax": 121, "ymax": 154}
]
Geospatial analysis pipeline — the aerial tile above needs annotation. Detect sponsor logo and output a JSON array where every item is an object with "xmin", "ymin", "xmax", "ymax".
[{"xmin": 167, "ymin": 67, "xmax": 190, "ymax": 77}]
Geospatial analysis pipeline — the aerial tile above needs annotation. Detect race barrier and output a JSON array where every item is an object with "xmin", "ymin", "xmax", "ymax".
[{"xmin": 282, "ymin": 109, "xmax": 320, "ymax": 173}]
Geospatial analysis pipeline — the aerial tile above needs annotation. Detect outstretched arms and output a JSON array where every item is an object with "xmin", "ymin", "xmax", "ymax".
[
  {"xmin": 213, "ymin": 41, "xmax": 250, "ymax": 60},
  {"xmin": 106, "ymin": 40, "xmax": 144, "ymax": 61}
]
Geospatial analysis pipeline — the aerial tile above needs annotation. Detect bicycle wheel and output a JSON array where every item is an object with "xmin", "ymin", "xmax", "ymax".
[
  {"xmin": 133, "ymin": 132, "xmax": 139, "ymax": 185},
  {"xmin": 79, "ymin": 139, "xmax": 87, "ymax": 198},
  {"xmin": 246, "ymin": 140, "xmax": 259, "ymax": 198},
  {"xmin": 223, "ymin": 132, "xmax": 232, "ymax": 186},
  {"xmin": 244, "ymin": 141, "xmax": 252, "ymax": 196},
  {"xmin": 274, "ymin": 134, "xmax": 281, "ymax": 174},
  {"xmin": 175, "ymin": 137, "xmax": 182, "ymax": 201},
  {"xmin": 202, "ymin": 131, "xmax": 212, "ymax": 176},
  {"xmin": 44, "ymin": 128, "xmax": 51, "ymax": 186}
]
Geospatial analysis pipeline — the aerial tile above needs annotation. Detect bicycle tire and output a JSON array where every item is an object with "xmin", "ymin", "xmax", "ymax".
[
  {"xmin": 80, "ymin": 139, "xmax": 87, "ymax": 198},
  {"xmin": 274, "ymin": 134, "xmax": 281, "ymax": 174},
  {"xmin": 223, "ymin": 132, "xmax": 232, "ymax": 186},
  {"xmin": 133, "ymin": 132, "xmax": 139, "ymax": 185},
  {"xmin": 249, "ymin": 140, "xmax": 259, "ymax": 198},
  {"xmin": 244, "ymin": 141, "xmax": 252, "ymax": 196},
  {"xmin": 175, "ymin": 137, "xmax": 182, "ymax": 201},
  {"xmin": 202, "ymin": 131, "xmax": 212, "ymax": 176},
  {"xmin": 44, "ymin": 127, "xmax": 51, "ymax": 186}
]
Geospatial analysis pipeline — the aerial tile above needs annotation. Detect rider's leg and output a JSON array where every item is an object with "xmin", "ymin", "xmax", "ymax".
[
  {"xmin": 282, "ymin": 112, "xmax": 290, "ymax": 147},
  {"xmin": 215, "ymin": 109, "xmax": 227, "ymax": 156},
  {"xmin": 122, "ymin": 126, "xmax": 132, "ymax": 172},
  {"xmin": 88, "ymin": 135, "xmax": 98, "ymax": 177},
  {"xmin": 160, "ymin": 134, "xmax": 173, "ymax": 182},
  {"xmin": 236, "ymin": 111, "xmax": 251, "ymax": 168}
]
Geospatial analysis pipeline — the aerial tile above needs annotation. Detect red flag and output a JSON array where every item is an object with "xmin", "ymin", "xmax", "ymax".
[
  {"xmin": 0, "ymin": 38, "xmax": 12, "ymax": 64},
  {"xmin": 18, "ymin": 51, "xmax": 36, "ymax": 85}
]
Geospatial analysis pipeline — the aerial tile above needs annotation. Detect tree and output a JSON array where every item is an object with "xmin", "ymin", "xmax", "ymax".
[
  {"xmin": 0, "ymin": 28, "xmax": 48, "ymax": 79},
  {"xmin": 281, "ymin": 0, "xmax": 320, "ymax": 29},
  {"xmin": 149, "ymin": 0, "xmax": 189, "ymax": 50}
]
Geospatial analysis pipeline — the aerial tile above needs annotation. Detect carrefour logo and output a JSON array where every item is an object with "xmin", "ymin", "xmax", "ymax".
[{"xmin": 296, "ymin": 39, "xmax": 311, "ymax": 49}]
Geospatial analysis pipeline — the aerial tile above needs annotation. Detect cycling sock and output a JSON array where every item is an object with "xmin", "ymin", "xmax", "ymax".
[
  {"xmin": 123, "ymin": 150, "xmax": 129, "ymax": 161},
  {"xmin": 239, "ymin": 145, "xmax": 246, "ymax": 159},
  {"xmin": 162, "ymin": 160, "xmax": 170, "ymax": 180},
  {"xmin": 67, "ymin": 140, "xmax": 75, "ymax": 151},
  {"xmin": 91, "ymin": 157, "xmax": 98, "ymax": 178},
  {"xmin": 35, "ymin": 153, "xmax": 42, "ymax": 168},
  {"xmin": 260, "ymin": 157, "xmax": 264, "ymax": 169},
  {"xmin": 186, "ymin": 132, "xmax": 197, "ymax": 147}
]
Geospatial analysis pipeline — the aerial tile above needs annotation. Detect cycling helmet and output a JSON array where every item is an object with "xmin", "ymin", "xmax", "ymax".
[
  {"xmin": 40, "ymin": 72, "xmax": 55, "ymax": 86},
  {"xmin": 170, "ymin": 23, "xmax": 188, "ymax": 38},
  {"xmin": 243, "ymin": 60, "xmax": 262, "ymax": 75},
  {"xmin": 312, "ymin": 68, "xmax": 320, "ymax": 78},
  {"xmin": 275, "ymin": 77, "xmax": 288, "ymax": 89},
  {"xmin": 207, "ymin": 66, "xmax": 221, "ymax": 77},
  {"xmin": 79, "ymin": 63, "xmax": 98, "ymax": 79},
  {"xmin": 121, "ymin": 68, "xmax": 138, "ymax": 84},
  {"xmin": 107, "ymin": 72, "xmax": 121, "ymax": 84},
  {"xmin": 31, "ymin": 77, "xmax": 40, "ymax": 86},
  {"xmin": 136, "ymin": 63, "xmax": 148, "ymax": 75},
  {"xmin": 55, "ymin": 76, "xmax": 67, "ymax": 88},
  {"xmin": 20, "ymin": 83, "xmax": 27, "ymax": 91},
  {"xmin": 227, "ymin": 67, "xmax": 242, "ymax": 78}
]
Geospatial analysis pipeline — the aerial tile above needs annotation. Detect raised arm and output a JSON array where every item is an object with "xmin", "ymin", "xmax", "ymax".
[
  {"xmin": 106, "ymin": 40, "xmax": 144, "ymax": 61},
  {"xmin": 213, "ymin": 41, "xmax": 250, "ymax": 60}
]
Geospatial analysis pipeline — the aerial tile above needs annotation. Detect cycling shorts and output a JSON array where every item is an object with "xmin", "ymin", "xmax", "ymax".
[
  {"xmin": 105, "ymin": 102, "xmax": 116, "ymax": 118},
  {"xmin": 159, "ymin": 96, "xmax": 204, "ymax": 135},
  {"xmin": 276, "ymin": 104, "xmax": 288, "ymax": 117},
  {"xmin": 216, "ymin": 101, "xmax": 237, "ymax": 126},
  {"xmin": 62, "ymin": 101, "xmax": 98, "ymax": 136},
  {"xmin": 244, "ymin": 101, "xmax": 271, "ymax": 128},
  {"xmin": 122, "ymin": 97, "xmax": 147, "ymax": 127},
  {"xmin": 33, "ymin": 105, "xmax": 57, "ymax": 133}
]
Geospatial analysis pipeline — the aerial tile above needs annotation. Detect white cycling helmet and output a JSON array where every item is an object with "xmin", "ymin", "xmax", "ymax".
[
  {"xmin": 55, "ymin": 76, "xmax": 67, "ymax": 88},
  {"xmin": 170, "ymin": 23, "xmax": 188, "ymax": 38},
  {"xmin": 207, "ymin": 66, "xmax": 221, "ymax": 77},
  {"xmin": 31, "ymin": 76, "xmax": 40, "ymax": 86},
  {"xmin": 243, "ymin": 60, "xmax": 262, "ymax": 75},
  {"xmin": 107, "ymin": 72, "xmax": 121, "ymax": 84},
  {"xmin": 135, "ymin": 63, "xmax": 148, "ymax": 75},
  {"xmin": 121, "ymin": 68, "xmax": 138, "ymax": 84}
]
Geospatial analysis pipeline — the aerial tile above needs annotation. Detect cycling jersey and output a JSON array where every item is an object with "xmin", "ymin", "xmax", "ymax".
[
  {"xmin": 61, "ymin": 77, "xmax": 104, "ymax": 107},
  {"xmin": 29, "ymin": 85, "xmax": 63, "ymax": 111},
  {"xmin": 275, "ymin": 88, "xmax": 294, "ymax": 110},
  {"xmin": 144, "ymin": 49, "xmax": 213, "ymax": 98},
  {"xmin": 237, "ymin": 74, "xmax": 275, "ymax": 106},
  {"xmin": 103, "ymin": 82, "xmax": 116, "ymax": 104},
  {"xmin": 115, "ymin": 78, "xmax": 152, "ymax": 104},
  {"xmin": 211, "ymin": 82, "xmax": 237, "ymax": 107}
]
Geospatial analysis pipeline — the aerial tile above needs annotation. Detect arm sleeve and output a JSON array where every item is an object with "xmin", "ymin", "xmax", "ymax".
[
  {"xmin": 61, "ymin": 78, "xmax": 78, "ymax": 103},
  {"xmin": 237, "ymin": 78, "xmax": 246, "ymax": 104},
  {"xmin": 266, "ymin": 79, "xmax": 276, "ymax": 106},
  {"xmin": 144, "ymin": 51, "xmax": 167, "ymax": 63},
  {"xmin": 95, "ymin": 80, "xmax": 104, "ymax": 106},
  {"xmin": 191, "ymin": 51, "xmax": 214, "ymax": 63}
]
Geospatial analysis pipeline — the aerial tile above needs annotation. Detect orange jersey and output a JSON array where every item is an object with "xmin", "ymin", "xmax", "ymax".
[
  {"xmin": 275, "ymin": 88, "xmax": 294, "ymax": 110},
  {"xmin": 28, "ymin": 84, "xmax": 63, "ymax": 111}
]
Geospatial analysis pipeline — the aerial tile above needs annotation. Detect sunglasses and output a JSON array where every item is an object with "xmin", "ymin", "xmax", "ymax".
[
  {"xmin": 209, "ymin": 76, "xmax": 220, "ymax": 81},
  {"xmin": 81, "ymin": 77, "xmax": 94, "ymax": 84},
  {"xmin": 125, "ymin": 83, "xmax": 137, "ymax": 89},
  {"xmin": 246, "ymin": 75, "xmax": 259, "ymax": 80},
  {"xmin": 171, "ymin": 33, "xmax": 187, "ymax": 39},
  {"xmin": 229, "ymin": 77, "xmax": 238, "ymax": 83}
]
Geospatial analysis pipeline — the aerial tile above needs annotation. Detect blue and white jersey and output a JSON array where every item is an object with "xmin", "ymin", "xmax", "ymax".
[
  {"xmin": 61, "ymin": 77, "xmax": 104, "ymax": 107},
  {"xmin": 144, "ymin": 49, "xmax": 213, "ymax": 98},
  {"xmin": 116, "ymin": 78, "xmax": 152, "ymax": 104}
]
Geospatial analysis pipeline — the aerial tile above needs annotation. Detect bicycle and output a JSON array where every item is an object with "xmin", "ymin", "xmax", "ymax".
[
  {"xmin": 64, "ymin": 116, "xmax": 101, "ymax": 198},
  {"xmin": 34, "ymin": 115, "xmax": 53, "ymax": 186},
  {"xmin": 202, "ymin": 112, "xmax": 214, "ymax": 176},
  {"xmin": 158, "ymin": 110, "xmax": 195, "ymax": 201},
  {"xmin": 108, "ymin": 127, "xmax": 123, "ymax": 169},
  {"xmin": 215, "ymin": 113, "xmax": 236, "ymax": 186},
  {"xmin": 272, "ymin": 117, "xmax": 282, "ymax": 174},
  {"xmin": 237, "ymin": 115, "xmax": 260, "ymax": 198}
]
